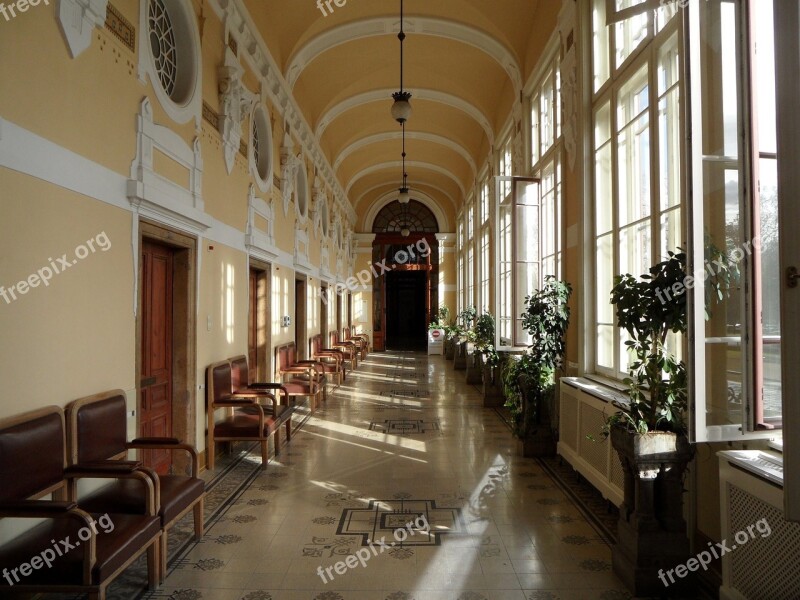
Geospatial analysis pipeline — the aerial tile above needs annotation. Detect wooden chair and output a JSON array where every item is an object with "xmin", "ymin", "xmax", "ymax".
[
  {"xmin": 275, "ymin": 343, "xmax": 324, "ymax": 410},
  {"xmin": 345, "ymin": 326, "xmax": 369, "ymax": 360},
  {"xmin": 65, "ymin": 390, "xmax": 205, "ymax": 583},
  {"xmin": 329, "ymin": 330, "xmax": 359, "ymax": 370},
  {"xmin": 310, "ymin": 333, "xmax": 346, "ymax": 384},
  {"xmin": 230, "ymin": 355, "xmax": 294, "ymax": 443},
  {"xmin": 206, "ymin": 360, "xmax": 293, "ymax": 470},
  {"xmin": 0, "ymin": 406, "xmax": 161, "ymax": 599}
]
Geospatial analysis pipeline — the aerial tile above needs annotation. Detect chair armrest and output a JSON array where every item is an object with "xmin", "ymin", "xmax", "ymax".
[
  {"xmin": 128, "ymin": 439, "xmax": 200, "ymax": 478},
  {"xmin": 66, "ymin": 460, "xmax": 142, "ymax": 474},
  {"xmin": 0, "ymin": 500, "xmax": 78, "ymax": 518},
  {"xmin": 213, "ymin": 397, "xmax": 258, "ymax": 407},
  {"xmin": 65, "ymin": 465, "xmax": 158, "ymax": 515},
  {"xmin": 130, "ymin": 436, "xmax": 180, "ymax": 445}
]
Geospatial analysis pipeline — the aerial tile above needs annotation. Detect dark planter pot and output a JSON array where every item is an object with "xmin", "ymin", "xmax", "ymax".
[
  {"xmin": 610, "ymin": 425, "xmax": 694, "ymax": 597},
  {"xmin": 516, "ymin": 377, "xmax": 556, "ymax": 457},
  {"xmin": 465, "ymin": 350, "xmax": 483, "ymax": 384},
  {"xmin": 444, "ymin": 338, "xmax": 455, "ymax": 360},
  {"xmin": 453, "ymin": 341, "xmax": 467, "ymax": 370},
  {"xmin": 482, "ymin": 364, "xmax": 504, "ymax": 407}
]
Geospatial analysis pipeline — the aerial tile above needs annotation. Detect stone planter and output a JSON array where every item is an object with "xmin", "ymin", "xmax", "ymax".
[
  {"xmin": 516, "ymin": 377, "xmax": 556, "ymax": 457},
  {"xmin": 453, "ymin": 341, "xmax": 467, "ymax": 370},
  {"xmin": 482, "ymin": 364, "xmax": 504, "ymax": 407},
  {"xmin": 465, "ymin": 350, "xmax": 483, "ymax": 384},
  {"xmin": 610, "ymin": 425, "xmax": 694, "ymax": 597},
  {"xmin": 444, "ymin": 338, "xmax": 455, "ymax": 360}
]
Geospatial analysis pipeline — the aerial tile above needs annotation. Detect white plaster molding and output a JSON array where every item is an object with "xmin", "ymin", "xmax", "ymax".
[
  {"xmin": 345, "ymin": 161, "xmax": 466, "ymax": 198},
  {"xmin": 285, "ymin": 16, "xmax": 522, "ymax": 92},
  {"xmin": 208, "ymin": 0, "xmax": 356, "ymax": 224},
  {"xmin": 316, "ymin": 88, "xmax": 494, "ymax": 145},
  {"xmin": 559, "ymin": 0, "xmax": 578, "ymax": 172},
  {"xmin": 333, "ymin": 131, "xmax": 477, "ymax": 176},
  {"xmin": 58, "ymin": 0, "xmax": 108, "ymax": 58},
  {"xmin": 280, "ymin": 144, "xmax": 301, "ymax": 218},
  {"xmin": 127, "ymin": 98, "xmax": 211, "ymax": 234},
  {"xmin": 294, "ymin": 224, "xmax": 312, "ymax": 273},
  {"xmin": 312, "ymin": 184, "xmax": 330, "ymax": 240},
  {"xmin": 218, "ymin": 47, "xmax": 257, "ymax": 175},
  {"xmin": 245, "ymin": 184, "xmax": 279, "ymax": 262}
]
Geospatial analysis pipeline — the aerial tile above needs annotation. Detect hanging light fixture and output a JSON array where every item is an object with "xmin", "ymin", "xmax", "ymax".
[
  {"xmin": 391, "ymin": 0, "xmax": 412, "ymax": 124},
  {"xmin": 398, "ymin": 122, "xmax": 410, "ymax": 204}
]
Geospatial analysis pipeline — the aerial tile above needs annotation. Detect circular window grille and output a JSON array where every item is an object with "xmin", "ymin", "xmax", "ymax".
[
  {"xmin": 148, "ymin": 0, "xmax": 177, "ymax": 98},
  {"xmin": 146, "ymin": 0, "xmax": 197, "ymax": 106},
  {"xmin": 251, "ymin": 106, "xmax": 272, "ymax": 185},
  {"xmin": 372, "ymin": 200, "xmax": 439, "ymax": 233}
]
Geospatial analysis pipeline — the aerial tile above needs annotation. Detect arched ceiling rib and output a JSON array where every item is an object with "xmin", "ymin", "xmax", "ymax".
[
  {"xmin": 315, "ymin": 88, "xmax": 494, "ymax": 145},
  {"xmin": 285, "ymin": 16, "xmax": 522, "ymax": 92},
  {"xmin": 334, "ymin": 131, "xmax": 476, "ymax": 175},
  {"xmin": 346, "ymin": 161, "xmax": 466, "ymax": 198}
]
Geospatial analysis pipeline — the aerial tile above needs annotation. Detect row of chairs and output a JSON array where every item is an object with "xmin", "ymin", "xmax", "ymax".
[{"xmin": 0, "ymin": 392, "xmax": 205, "ymax": 599}]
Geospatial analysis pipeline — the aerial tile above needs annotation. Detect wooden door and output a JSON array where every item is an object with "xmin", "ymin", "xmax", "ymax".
[
  {"xmin": 140, "ymin": 241, "xmax": 174, "ymax": 475},
  {"xmin": 248, "ymin": 269, "xmax": 258, "ymax": 382}
]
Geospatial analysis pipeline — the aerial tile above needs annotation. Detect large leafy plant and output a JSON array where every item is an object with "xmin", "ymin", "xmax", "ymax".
[
  {"xmin": 472, "ymin": 312, "xmax": 499, "ymax": 367},
  {"xmin": 504, "ymin": 277, "xmax": 573, "ymax": 436},
  {"xmin": 607, "ymin": 248, "xmax": 738, "ymax": 435},
  {"xmin": 428, "ymin": 305, "xmax": 451, "ymax": 330}
]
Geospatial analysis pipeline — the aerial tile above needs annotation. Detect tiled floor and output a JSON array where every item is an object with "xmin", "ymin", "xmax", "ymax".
[{"xmin": 156, "ymin": 351, "xmax": 630, "ymax": 600}]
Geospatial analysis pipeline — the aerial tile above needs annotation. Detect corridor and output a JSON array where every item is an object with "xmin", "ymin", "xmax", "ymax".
[{"xmin": 159, "ymin": 352, "xmax": 628, "ymax": 600}]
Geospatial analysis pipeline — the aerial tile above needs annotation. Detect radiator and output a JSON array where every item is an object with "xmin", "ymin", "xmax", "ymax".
[
  {"xmin": 718, "ymin": 451, "xmax": 800, "ymax": 599},
  {"xmin": 557, "ymin": 378, "xmax": 624, "ymax": 507}
]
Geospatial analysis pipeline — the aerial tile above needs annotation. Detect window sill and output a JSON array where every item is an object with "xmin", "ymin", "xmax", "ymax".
[{"xmin": 560, "ymin": 376, "xmax": 630, "ymax": 406}]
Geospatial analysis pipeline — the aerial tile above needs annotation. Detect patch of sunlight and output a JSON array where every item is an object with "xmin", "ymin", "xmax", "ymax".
[
  {"xmin": 307, "ymin": 416, "xmax": 427, "ymax": 453},
  {"xmin": 302, "ymin": 429, "xmax": 428, "ymax": 463},
  {"xmin": 413, "ymin": 454, "xmax": 511, "ymax": 594}
]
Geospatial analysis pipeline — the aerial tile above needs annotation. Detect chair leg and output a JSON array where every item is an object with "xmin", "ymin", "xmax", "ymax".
[
  {"xmin": 207, "ymin": 441, "xmax": 215, "ymax": 470},
  {"xmin": 285, "ymin": 419, "xmax": 292, "ymax": 441},
  {"xmin": 274, "ymin": 428, "xmax": 281, "ymax": 455},
  {"xmin": 160, "ymin": 531, "xmax": 168, "ymax": 583},
  {"xmin": 148, "ymin": 539, "xmax": 160, "ymax": 590},
  {"xmin": 260, "ymin": 440, "xmax": 269, "ymax": 468},
  {"xmin": 194, "ymin": 498, "xmax": 204, "ymax": 541}
]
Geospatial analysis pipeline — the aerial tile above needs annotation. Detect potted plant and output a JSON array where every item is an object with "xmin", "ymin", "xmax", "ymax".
[
  {"xmin": 453, "ymin": 307, "xmax": 476, "ymax": 370},
  {"xmin": 604, "ymin": 249, "xmax": 736, "ymax": 596},
  {"xmin": 428, "ymin": 305, "xmax": 449, "ymax": 346},
  {"xmin": 472, "ymin": 313, "xmax": 503, "ymax": 404},
  {"xmin": 503, "ymin": 277, "xmax": 572, "ymax": 456}
]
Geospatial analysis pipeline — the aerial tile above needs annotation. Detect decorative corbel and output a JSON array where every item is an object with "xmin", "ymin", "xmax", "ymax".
[
  {"xmin": 218, "ymin": 47, "xmax": 256, "ymax": 174},
  {"xmin": 58, "ymin": 0, "xmax": 109, "ymax": 58},
  {"xmin": 280, "ymin": 140, "xmax": 300, "ymax": 217}
]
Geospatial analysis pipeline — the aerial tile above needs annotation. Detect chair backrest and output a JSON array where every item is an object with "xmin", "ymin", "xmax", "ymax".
[
  {"xmin": 310, "ymin": 334, "xmax": 322, "ymax": 356},
  {"xmin": 0, "ymin": 406, "xmax": 66, "ymax": 502},
  {"xmin": 275, "ymin": 345, "xmax": 289, "ymax": 374},
  {"xmin": 287, "ymin": 343, "xmax": 297, "ymax": 366},
  {"xmin": 330, "ymin": 330, "xmax": 339, "ymax": 345},
  {"xmin": 230, "ymin": 355, "xmax": 249, "ymax": 389},
  {"xmin": 67, "ymin": 390, "xmax": 129, "ymax": 465},
  {"xmin": 208, "ymin": 360, "xmax": 234, "ymax": 404}
]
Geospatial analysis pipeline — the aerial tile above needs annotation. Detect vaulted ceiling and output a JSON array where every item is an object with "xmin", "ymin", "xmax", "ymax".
[{"xmin": 243, "ymin": 0, "xmax": 556, "ymax": 229}]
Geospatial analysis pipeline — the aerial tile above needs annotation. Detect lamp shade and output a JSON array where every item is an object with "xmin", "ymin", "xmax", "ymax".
[
  {"xmin": 391, "ymin": 91, "xmax": 413, "ymax": 124},
  {"xmin": 398, "ymin": 187, "xmax": 410, "ymax": 204},
  {"xmin": 401, "ymin": 228, "xmax": 411, "ymax": 238}
]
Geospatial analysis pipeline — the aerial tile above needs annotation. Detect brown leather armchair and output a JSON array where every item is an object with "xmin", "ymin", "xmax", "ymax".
[
  {"xmin": 0, "ymin": 406, "xmax": 161, "ymax": 599},
  {"xmin": 65, "ymin": 390, "xmax": 205, "ymax": 583}
]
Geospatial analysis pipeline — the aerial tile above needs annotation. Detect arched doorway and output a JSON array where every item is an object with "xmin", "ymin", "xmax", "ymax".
[{"xmin": 371, "ymin": 200, "xmax": 439, "ymax": 351}]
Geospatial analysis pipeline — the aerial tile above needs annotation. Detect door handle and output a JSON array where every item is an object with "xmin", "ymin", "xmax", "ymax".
[{"xmin": 788, "ymin": 266, "xmax": 800, "ymax": 289}]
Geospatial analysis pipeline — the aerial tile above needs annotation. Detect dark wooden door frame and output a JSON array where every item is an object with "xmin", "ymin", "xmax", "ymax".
[
  {"xmin": 248, "ymin": 260, "xmax": 271, "ymax": 382},
  {"xmin": 137, "ymin": 221, "xmax": 197, "ymax": 475}
]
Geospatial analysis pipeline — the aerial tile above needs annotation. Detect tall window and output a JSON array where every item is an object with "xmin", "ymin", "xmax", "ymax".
[
  {"xmin": 499, "ymin": 139, "xmax": 513, "ymax": 199},
  {"xmin": 466, "ymin": 200, "xmax": 475, "ymax": 309},
  {"xmin": 531, "ymin": 55, "xmax": 564, "ymax": 280},
  {"xmin": 457, "ymin": 218, "xmax": 464, "ymax": 317},
  {"xmin": 686, "ymin": 0, "xmax": 782, "ymax": 441},
  {"xmin": 591, "ymin": 0, "xmax": 680, "ymax": 378}
]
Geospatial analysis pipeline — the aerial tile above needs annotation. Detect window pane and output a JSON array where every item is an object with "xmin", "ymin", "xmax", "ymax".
[
  {"xmin": 620, "ymin": 221, "xmax": 651, "ymax": 277},
  {"xmin": 754, "ymin": 0, "xmax": 777, "ymax": 154},
  {"xmin": 531, "ymin": 96, "xmax": 540, "ymax": 166},
  {"xmin": 758, "ymin": 158, "xmax": 781, "ymax": 421},
  {"xmin": 616, "ymin": 10, "xmax": 648, "ymax": 68},
  {"xmin": 597, "ymin": 324, "xmax": 615, "ymax": 369},
  {"xmin": 660, "ymin": 207, "xmax": 682, "ymax": 259},
  {"xmin": 593, "ymin": 0, "xmax": 610, "ymax": 92},
  {"xmin": 618, "ymin": 66, "xmax": 651, "ymax": 227},
  {"xmin": 596, "ymin": 234, "xmax": 615, "ymax": 324}
]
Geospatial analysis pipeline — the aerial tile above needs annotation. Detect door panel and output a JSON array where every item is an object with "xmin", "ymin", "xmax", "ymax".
[
  {"xmin": 385, "ymin": 271, "xmax": 427, "ymax": 350},
  {"xmin": 248, "ymin": 269, "xmax": 258, "ymax": 381},
  {"xmin": 141, "ymin": 241, "xmax": 174, "ymax": 475}
]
